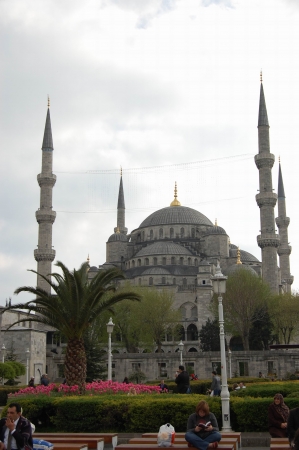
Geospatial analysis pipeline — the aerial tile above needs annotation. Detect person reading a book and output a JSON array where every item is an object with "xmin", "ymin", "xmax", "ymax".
[
  {"xmin": 268, "ymin": 393, "xmax": 289, "ymax": 437},
  {"xmin": 185, "ymin": 400, "xmax": 221, "ymax": 450}
]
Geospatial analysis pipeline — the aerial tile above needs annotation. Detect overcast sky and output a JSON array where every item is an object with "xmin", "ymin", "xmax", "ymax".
[{"xmin": 1, "ymin": 0, "xmax": 299, "ymax": 304}]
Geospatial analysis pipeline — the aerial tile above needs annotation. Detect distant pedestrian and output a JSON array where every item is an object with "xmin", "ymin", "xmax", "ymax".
[
  {"xmin": 41, "ymin": 374, "xmax": 49, "ymax": 386},
  {"xmin": 28, "ymin": 377, "xmax": 35, "ymax": 387},
  {"xmin": 211, "ymin": 371, "xmax": 221, "ymax": 396},
  {"xmin": 175, "ymin": 365, "xmax": 190, "ymax": 394},
  {"xmin": 123, "ymin": 377, "xmax": 129, "ymax": 384}
]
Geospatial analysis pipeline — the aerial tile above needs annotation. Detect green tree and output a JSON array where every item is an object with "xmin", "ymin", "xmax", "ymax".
[
  {"xmin": 219, "ymin": 267, "xmax": 272, "ymax": 351},
  {"xmin": 84, "ymin": 327, "xmax": 107, "ymax": 382},
  {"xmin": 0, "ymin": 362, "xmax": 15, "ymax": 384},
  {"xmin": 268, "ymin": 293, "xmax": 299, "ymax": 344},
  {"xmin": 3, "ymin": 261, "xmax": 141, "ymax": 390},
  {"xmin": 248, "ymin": 307, "xmax": 274, "ymax": 350},
  {"xmin": 199, "ymin": 318, "xmax": 220, "ymax": 351}
]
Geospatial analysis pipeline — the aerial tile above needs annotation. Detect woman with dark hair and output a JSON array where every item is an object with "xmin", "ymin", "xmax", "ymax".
[
  {"xmin": 268, "ymin": 393, "xmax": 289, "ymax": 437},
  {"xmin": 185, "ymin": 400, "xmax": 221, "ymax": 449}
]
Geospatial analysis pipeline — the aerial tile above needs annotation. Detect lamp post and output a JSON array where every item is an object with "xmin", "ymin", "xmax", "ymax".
[
  {"xmin": 106, "ymin": 317, "xmax": 115, "ymax": 381},
  {"xmin": 26, "ymin": 348, "xmax": 30, "ymax": 385},
  {"xmin": 1, "ymin": 344, "xmax": 6, "ymax": 385},
  {"xmin": 178, "ymin": 340, "xmax": 184, "ymax": 366},
  {"xmin": 211, "ymin": 262, "xmax": 231, "ymax": 432},
  {"xmin": 228, "ymin": 349, "xmax": 232, "ymax": 379}
]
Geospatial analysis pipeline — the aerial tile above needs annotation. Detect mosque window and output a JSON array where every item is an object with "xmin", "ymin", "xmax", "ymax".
[
  {"xmin": 149, "ymin": 277, "xmax": 153, "ymax": 286},
  {"xmin": 153, "ymin": 257, "xmax": 157, "ymax": 265},
  {"xmin": 137, "ymin": 259, "xmax": 141, "ymax": 267},
  {"xmin": 187, "ymin": 324, "xmax": 198, "ymax": 341},
  {"xmin": 162, "ymin": 277, "xmax": 166, "ymax": 284},
  {"xmin": 132, "ymin": 260, "xmax": 135, "ymax": 268},
  {"xmin": 159, "ymin": 228, "xmax": 163, "ymax": 238},
  {"xmin": 180, "ymin": 227, "xmax": 185, "ymax": 238},
  {"xmin": 180, "ymin": 257, "xmax": 184, "ymax": 265},
  {"xmin": 150, "ymin": 230, "xmax": 153, "ymax": 240},
  {"xmin": 171, "ymin": 256, "xmax": 176, "ymax": 265},
  {"xmin": 173, "ymin": 278, "xmax": 176, "ymax": 285},
  {"xmin": 188, "ymin": 258, "xmax": 191, "ymax": 266},
  {"xmin": 170, "ymin": 228, "xmax": 174, "ymax": 238},
  {"xmin": 194, "ymin": 259, "xmax": 198, "ymax": 266},
  {"xmin": 142, "ymin": 231, "xmax": 145, "ymax": 241},
  {"xmin": 137, "ymin": 234, "xmax": 141, "ymax": 243},
  {"xmin": 145, "ymin": 258, "xmax": 149, "ymax": 265},
  {"xmin": 202, "ymin": 280, "xmax": 206, "ymax": 285},
  {"xmin": 191, "ymin": 228, "xmax": 195, "ymax": 238},
  {"xmin": 162, "ymin": 257, "xmax": 166, "ymax": 265}
]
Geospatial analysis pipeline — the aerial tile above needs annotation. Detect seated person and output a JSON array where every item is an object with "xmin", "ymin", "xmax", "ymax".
[
  {"xmin": 185, "ymin": 400, "xmax": 221, "ymax": 450},
  {"xmin": 232, "ymin": 383, "xmax": 240, "ymax": 390},
  {"xmin": 239, "ymin": 382, "xmax": 246, "ymax": 389},
  {"xmin": 158, "ymin": 380, "xmax": 168, "ymax": 392},
  {"xmin": 268, "ymin": 393, "xmax": 289, "ymax": 437},
  {"xmin": 127, "ymin": 387, "xmax": 137, "ymax": 396}
]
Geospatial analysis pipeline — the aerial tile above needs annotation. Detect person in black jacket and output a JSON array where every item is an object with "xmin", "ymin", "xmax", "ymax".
[
  {"xmin": 175, "ymin": 365, "xmax": 190, "ymax": 393},
  {"xmin": 287, "ymin": 407, "xmax": 299, "ymax": 444},
  {"xmin": 0, "ymin": 402, "xmax": 33, "ymax": 450}
]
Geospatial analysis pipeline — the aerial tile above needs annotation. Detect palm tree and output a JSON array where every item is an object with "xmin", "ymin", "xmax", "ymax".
[{"xmin": 3, "ymin": 261, "xmax": 141, "ymax": 390}]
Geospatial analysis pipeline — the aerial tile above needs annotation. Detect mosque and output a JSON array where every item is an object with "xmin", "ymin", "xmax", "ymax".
[{"xmin": 34, "ymin": 78, "xmax": 293, "ymax": 356}]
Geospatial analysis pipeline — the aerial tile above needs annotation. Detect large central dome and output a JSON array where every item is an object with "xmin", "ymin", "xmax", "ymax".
[{"xmin": 139, "ymin": 205, "xmax": 213, "ymax": 228}]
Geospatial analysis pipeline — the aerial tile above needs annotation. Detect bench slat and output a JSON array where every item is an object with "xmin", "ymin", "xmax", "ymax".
[
  {"xmin": 34, "ymin": 433, "xmax": 118, "ymax": 447},
  {"xmin": 129, "ymin": 437, "xmax": 237, "ymax": 450},
  {"xmin": 50, "ymin": 444, "xmax": 88, "ymax": 450},
  {"xmin": 116, "ymin": 444, "xmax": 235, "ymax": 450}
]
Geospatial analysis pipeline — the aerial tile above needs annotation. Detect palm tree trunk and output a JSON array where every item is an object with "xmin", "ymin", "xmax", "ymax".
[{"xmin": 64, "ymin": 337, "xmax": 87, "ymax": 392}]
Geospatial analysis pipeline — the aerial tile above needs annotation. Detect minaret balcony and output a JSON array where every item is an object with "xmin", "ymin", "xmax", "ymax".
[
  {"xmin": 277, "ymin": 245, "xmax": 292, "ymax": 256},
  {"xmin": 34, "ymin": 248, "xmax": 56, "ymax": 262},
  {"xmin": 36, "ymin": 209, "xmax": 56, "ymax": 224},
  {"xmin": 254, "ymin": 152, "xmax": 275, "ymax": 170},
  {"xmin": 255, "ymin": 192, "xmax": 277, "ymax": 208},
  {"xmin": 257, "ymin": 234, "xmax": 280, "ymax": 249},
  {"xmin": 275, "ymin": 216, "xmax": 290, "ymax": 228},
  {"xmin": 283, "ymin": 276, "xmax": 294, "ymax": 285},
  {"xmin": 37, "ymin": 173, "xmax": 57, "ymax": 187}
]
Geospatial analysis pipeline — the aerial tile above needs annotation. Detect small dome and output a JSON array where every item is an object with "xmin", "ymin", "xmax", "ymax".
[
  {"xmin": 135, "ymin": 242, "xmax": 193, "ymax": 257},
  {"xmin": 142, "ymin": 267, "xmax": 171, "ymax": 275},
  {"xmin": 225, "ymin": 264, "xmax": 258, "ymax": 277},
  {"xmin": 108, "ymin": 233, "xmax": 127, "ymax": 243},
  {"xmin": 89, "ymin": 266, "xmax": 98, "ymax": 272},
  {"xmin": 206, "ymin": 225, "xmax": 227, "ymax": 235}
]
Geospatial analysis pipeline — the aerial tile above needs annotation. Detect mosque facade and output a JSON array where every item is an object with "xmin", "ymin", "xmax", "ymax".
[{"xmin": 35, "ymin": 80, "xmax": 293, "ymax": 357}]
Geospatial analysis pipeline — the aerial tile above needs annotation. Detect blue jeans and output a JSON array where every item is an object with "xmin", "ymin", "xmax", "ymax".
[{"xmin": 185, "ymin": 431, "xmax": 221, "ymax": 450}]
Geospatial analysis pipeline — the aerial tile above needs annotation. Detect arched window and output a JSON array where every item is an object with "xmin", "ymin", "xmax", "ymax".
[
  {"xmin": 162, "ymin": 257, "xmax": 166, "ymax": 265},
  {"xmin": 194, "ymin": 259, "xmax": 198, "ymax": 267},
  {"xmin": 191, "ymin": 228, "xmax": 195, "ymax": 238},
  {"xmin": 149, "ymin": 277, "xmax": 153, "ymax": 286},
  {"xmin": 162, "ymin": 277, "xmax": 166, "ymax": 284},
  {"xmin": 159, "ymin": 228, "xmax": 163, "ymax": 238},
  {"xmin": 173, "ymin": 278, "xmax": 176, "ymax": 285},
  {"xmin": 132, "ymin": 260, "xmax": 135, "ymax": 268},
  {"xmin": 188, "ymin": 347, "xmax": 198, "ymax": 352},
  {"xmin": 170, "ymin": 228, "xmax": 174, "ymax": 238},
  {"xmin": 188, "ymin": 257, "xmax": 191, "ymax": 266},
  {"xmin": 187, "ymin": 324, "xmax": 198, "ymax": 341},
  {"xmin": 150, "ymin": 230, "xmax": 153, "ymax": 240},
  {"xmin": 153, "ymin": 257, "xmax": 157, "ymax": 265},
  {"xmin": 145, "ymin": 258, "xmax": 149, "ymax": 266},
  {"xmin": 171, "ymin": 256, "xmax": 176, "ymax": 265},
  {"xmin": 180, "ymin": 257, "xmax": 184, "ymax": 265},
  {"xmin": 180, "ymin": 227, "xmax": 185, "ymax": 238},
  {"xmin": 137, "ymin": 234, "xmax": 141, "ymax": 243},
  {"xmin": 137, "ymin": 259, "xmax": 141, "ymax": 267},
  {"xmin": 142, "ymin": 231, "xmax": 145, "ymax": 241}
]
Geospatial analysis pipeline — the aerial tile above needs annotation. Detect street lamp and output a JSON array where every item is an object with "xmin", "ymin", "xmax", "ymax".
[
  {"xmin": 211, "ymin": 262, "xmax": 231, "ymax": 432},
  {"xmin": 228, "ymin": 349, "xmax": 232, "ymax": 379},
  {"xmin": 178, "ymin": 340, "xmax": 184, "ymax": 366},
  {"xmin": 1, "ymin": 344, "xmax": 6, "ymax": 363},
  {"xmin": 106, "ymin": 317, "xmax": 115, "ymax": 381},
  {"xmin": 25, "ymin": 348, "xmax": 30, "ymax": 385}
]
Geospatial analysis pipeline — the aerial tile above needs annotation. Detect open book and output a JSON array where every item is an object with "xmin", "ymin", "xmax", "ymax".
[{"xmin": 197, "ymin": 421, "xmax": 211, "ymax": 429}]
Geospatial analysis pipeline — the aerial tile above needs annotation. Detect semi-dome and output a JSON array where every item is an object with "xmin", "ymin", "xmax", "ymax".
[
  {"xmin": 139, "ymin": 206, "xmax": 213, "ymax": 228},
  {"xmin": 206, "ymin": 225, "xmax": 227, "ymax": 235},
  {"xmin": 108, "ymin": 232, "xmax": 127, "ymax": 243},
  {"xmin": 135, "ymin": 241, "xmax": 193, "ymax": 257}
]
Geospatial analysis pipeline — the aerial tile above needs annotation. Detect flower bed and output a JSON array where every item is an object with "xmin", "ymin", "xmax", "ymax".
[{"xmin": 8, "ymin": 380, "xmax": 161, "ymax": 398}]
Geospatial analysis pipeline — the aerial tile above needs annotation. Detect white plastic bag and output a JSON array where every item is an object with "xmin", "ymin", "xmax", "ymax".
[
  {"xmin": 210, "ymin": 390, "xmax": 214, "ymax": 397},
  {"xmin": 157, "ymin": 423, "xmax": 175, "ymax": 447}
]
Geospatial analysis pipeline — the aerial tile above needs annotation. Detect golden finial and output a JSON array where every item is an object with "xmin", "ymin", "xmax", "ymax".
[
  {"xmin": 237, "ymin": 247, "xmax": 242, "ymax": 265},
  {"xmin": 215, "ymin": 218, "xmax": 218, "ymax": 226},
  {"xmin": 87, "ymin": 254, "xmax": 90, "ymax": 264},
  {"xmin": 47, "ymin": 95, "xmax": 50, "ymax": 108},
  {"xmin": 116, "ymin": 227, "xmax": 120, "ymax": 234},
  {"xmin": 170, "ymin": 182, "xmax": 181, "ymax": 207},
  {"xmin": 260, "ymin": 71, "xmax": 263, "ymax": 83},
  {"xmin": 120, "ymin": 166, "xmax": 122, "ymax": 176}
]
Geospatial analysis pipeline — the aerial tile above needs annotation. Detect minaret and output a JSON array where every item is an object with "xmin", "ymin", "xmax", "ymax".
[
  {"xmin": 255, "ymin": 74, "xmax": 280, "ymax": 292},
  {"xmin": 275, "ymin": 159, "xmax": 293, "ymax": 292},
  {"xmin": 114, "ymin": 169, "xmax": 127, "ymax": 235},
  {"xmin": 34, "ymin": 98, "xmax": 56, "ymax": 293}
]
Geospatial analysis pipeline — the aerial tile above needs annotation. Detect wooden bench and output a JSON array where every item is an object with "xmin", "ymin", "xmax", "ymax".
[
  {"xmin": 116, "ymin": 444, "xmax": 235, "ymax": 450},
  {"xmin": 35, "ymin": 433, "xmax": 118, "ymax": 448},
  {"xmin": 130, "ymin": 437, "xmax": 238, "ymax": 450},
  {"xmin": 46, "ymin": 444, "xmax": 88, "ymax": 450},
  {"xmin": 142, "ymin": 432, "xmax": 241, "ymax": 448},
  {"xmin": 34, "ymin": 436, "xmax": 103, "ymax": 450},
  {"xmin": 270, "ymin": 443, "xmax": 290, "ymax": 450}
]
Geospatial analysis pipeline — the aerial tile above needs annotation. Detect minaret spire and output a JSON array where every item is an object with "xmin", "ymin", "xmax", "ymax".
[
  {"xmin": 255, "ymin": 77, "xmax": 279, "ymax": 292},
  {"xmin": 34, "ymin": 100, "xmax": 56, "ymax": 293},
  {"xmin": 276, "ymin": 160, "xmax": 293, "ymax": 292},
  {"xmin": 114, "ymin": 171, "xmax": 127, "ymax": 235}
]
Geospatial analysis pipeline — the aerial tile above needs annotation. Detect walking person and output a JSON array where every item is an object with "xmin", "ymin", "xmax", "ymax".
[
  {"xmin": 175, "ymin": 365, "xmax": 190, "ymax": 394},
  {"xmin": 210, "ymin": 371, "xmax": 221, "ymax": 396}
]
